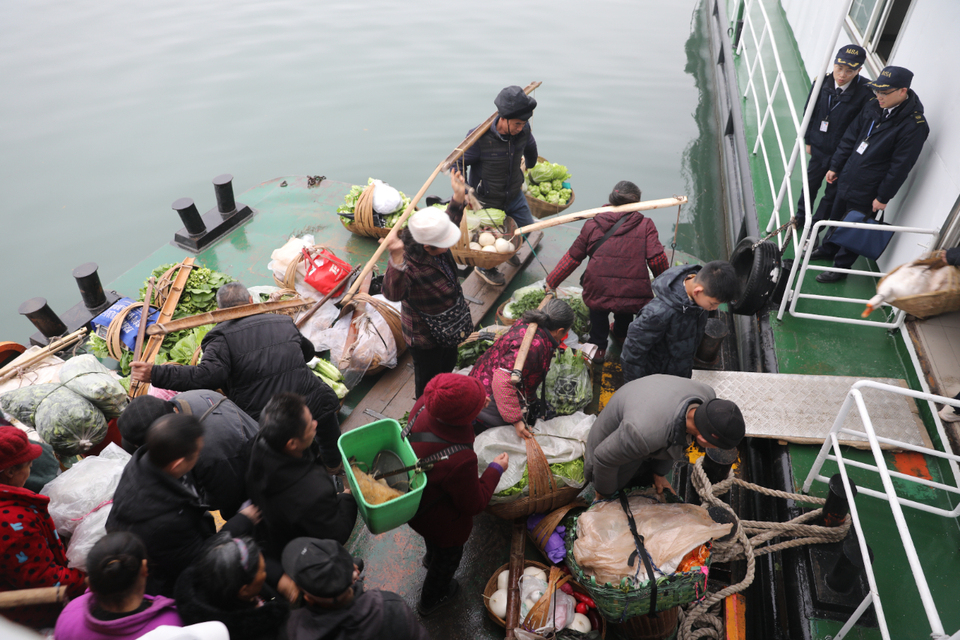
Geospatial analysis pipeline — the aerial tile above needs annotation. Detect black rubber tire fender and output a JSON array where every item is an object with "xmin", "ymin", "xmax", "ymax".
[{"xmin": 729, "ymin": 236, "xmax": 781, "ymax": 316}]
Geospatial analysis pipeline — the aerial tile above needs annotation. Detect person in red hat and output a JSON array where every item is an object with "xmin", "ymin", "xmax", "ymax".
[
  {"xmin": 0, "ymin": 426, "xmax": 86, "ymax": 628},
  {"xmin": 405, "ymin": 374, "xmax": 509, "ymax": 616}
]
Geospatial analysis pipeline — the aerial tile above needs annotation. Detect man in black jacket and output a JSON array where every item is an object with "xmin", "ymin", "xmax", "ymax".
[
  {"xmin": 456, "ymin": 85, "xmax": 539, "ymax": 286},
  {"xmin": 130, "ymin": 282, "xmax": 342, "ymax": 470},
  {"xmin": 797, "ymin": 44, "xmax": 871, "ymax": 230},
  {"xmin": 283, "ymin": 537, "xmax": 428, "ymax": 640},
  {"xmin": 118, "ymin": 391, "xmax": 258, "ymax": 518},
  {"xmin": 812, "ymin": 66, "xmax": 930, "ymax": 282},
  {"xmin": 106, "ymin": 413, "xmax": 260, "ymax": 596},
  {"xmin": 246, "ymin": 393, "xmax": 358, "ymax": 559}
]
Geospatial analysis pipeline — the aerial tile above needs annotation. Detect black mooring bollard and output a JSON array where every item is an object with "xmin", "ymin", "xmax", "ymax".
[
  {"xmin": 825, "ymin": 532, "xmax": 873, "ymax": 593},
  {"xmin": 72, "ymin": 262, "xmax": 107, "ymax": 312},
  {"xmin": 702, "ymin": 446, "xmax": 739, "ymax": 484},
  {"xmin": 173, "ymin": 197, "xmax": 206, "ymax": 236},
  {"xmin": 19, "ymin": 297, "xmax": 67, "ymax": 338},
  {"xmin": 821, "ymin": 474, "xmax": 857, "ymax": 527},
  {"xmin": 213, "ymin": 173, "xmax": 237, "ymax": 216}
]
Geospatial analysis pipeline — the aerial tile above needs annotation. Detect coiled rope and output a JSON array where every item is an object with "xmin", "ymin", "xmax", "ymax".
[{"xmin": 677, "ymin": 457, "xmax": 851, "ymax": 640}]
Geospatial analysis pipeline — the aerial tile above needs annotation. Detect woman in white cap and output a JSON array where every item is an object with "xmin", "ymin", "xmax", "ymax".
[{"xmin": 383, "ymin": 171, "xmax": 474, "ymax": 398}]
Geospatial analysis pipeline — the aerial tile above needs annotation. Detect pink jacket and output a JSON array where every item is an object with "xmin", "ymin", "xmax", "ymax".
[{"xmin": 55, "ymin": 592, "xmax": 183, "ymax": 640}]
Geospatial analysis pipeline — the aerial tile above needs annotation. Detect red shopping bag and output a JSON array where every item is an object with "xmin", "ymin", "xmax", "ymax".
[{"xmin": 301, "ymin": 247, "xmax": 352, "ymax": 294}]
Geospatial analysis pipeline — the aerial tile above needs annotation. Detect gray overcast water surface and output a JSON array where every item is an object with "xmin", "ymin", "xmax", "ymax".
[{"xmin": 0, "ymin": 0, "xmax": 722, "ymax": 343}]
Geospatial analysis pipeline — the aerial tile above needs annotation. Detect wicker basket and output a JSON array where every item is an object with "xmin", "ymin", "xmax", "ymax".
[
  {"xmin": 486, "ymin": 436, "xmax": 584, "ymax": 520},
  {"xmin": 450, "ymin": 214, "xmax": 522, "ymax": 269},
  {"xmin": 527, "ymin": 499, "xmax": 587, "ymax": 562},
  {"xmin": 482, "ymin": 560, "xmax": 607, "ymax": 637},
  {"xmin": 338, "ymin": 293, "xmax": 406, "ymax": 376},
  {"xmin": 340, "ymin": 183, "xmax": 396, "ymax": 239},
  {"xmin": 564, "ymin": 514, "xmax": 711, "ymax": 621},
  {"xmin": 496, "ymin": 301, "xmax": 517, "ymax": 326},
  {"xmin": 880, "ymin": 263, "xmax": 960, "ymax": 319},
  {"xmin": 525, "ymin": 156, "xmax": 576, "ymax": 219}
]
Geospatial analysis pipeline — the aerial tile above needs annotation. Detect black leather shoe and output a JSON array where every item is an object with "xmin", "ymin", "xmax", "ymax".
[
  {"xmin": 809, "ymin": 247, "xmax": 834, "ymax": 260},
  {"xmin": 816, "ymin": 270, "xmax": 847, "ymax": 283}
]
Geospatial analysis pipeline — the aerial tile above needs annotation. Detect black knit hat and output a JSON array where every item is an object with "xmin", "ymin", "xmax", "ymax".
[
  {"xmin": 118, "ymin": 396, "xmax": 175, "ymax": 451},
  {"xmin": 494, "ymin": 85, "xmax": 537, "ymax": 121},
  {"xmin": 693, "ymin": 399, "xmax": 745, "ymax": 450}
]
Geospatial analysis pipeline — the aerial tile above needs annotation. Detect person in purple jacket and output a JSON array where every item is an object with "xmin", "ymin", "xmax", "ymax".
[{"xmin": 55, "ymin": 532, "xmax": 182, "ymax": 640}]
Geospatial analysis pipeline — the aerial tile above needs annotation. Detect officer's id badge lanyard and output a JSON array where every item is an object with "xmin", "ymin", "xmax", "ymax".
[
  {"xmin": 819, "ymin": 89, "xmax": 844, "ymax": 132},
  {"xmin": 856, "ymin": 119, "xmax": 879, "ymax": 155}
]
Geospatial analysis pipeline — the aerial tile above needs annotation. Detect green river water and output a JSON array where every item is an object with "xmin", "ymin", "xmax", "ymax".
[{"xmin": 0, "ymin": 0, "xmax": 722, "ymax": 343}]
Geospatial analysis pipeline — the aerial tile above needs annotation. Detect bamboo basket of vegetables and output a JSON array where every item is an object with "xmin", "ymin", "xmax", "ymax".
[
  {"xmin": 486, "ymin": 435, "xmax": 583, "ymax": 520},
  {"xmin": 524, "ymin": 156, "xmax": 575, "ymax": 219},
  {"xmin": 337, "ymin": 180, "xmax": 413, "ymax": 240},
  {"xmin": 483, "ymin": 561, "xmax": 606, "ymax": 636},
  {"xmin": 449, "ymin": 211, "xmax": 522, "ymax": 269}
]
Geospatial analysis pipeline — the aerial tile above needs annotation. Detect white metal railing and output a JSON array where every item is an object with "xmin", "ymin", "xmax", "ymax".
[
  {"xmin": 786, "ymin": 219, "xmax": 940, "ymax": 329},
  {"xmin": 802, "ymin": 380, "xmax": 960, "ymax": 640}
]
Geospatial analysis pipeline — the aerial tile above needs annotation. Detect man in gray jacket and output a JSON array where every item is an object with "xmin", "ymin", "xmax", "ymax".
[{"xmin": 585, "ymin": 375, "xmax": 745, "ymax": 497}]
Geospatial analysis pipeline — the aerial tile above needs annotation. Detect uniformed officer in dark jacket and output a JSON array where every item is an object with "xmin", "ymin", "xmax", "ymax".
[
  {"xmin": 813, "ymin": 66, "xmax": 930, "ymax": 281},
  {"xmin": 797, "ymin": 45, "xmax": 871, "ymax": 229}
]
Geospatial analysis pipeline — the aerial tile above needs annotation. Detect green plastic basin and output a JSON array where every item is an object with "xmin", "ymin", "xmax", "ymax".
[{"xmin": 338, "ymin": 418, "xmax": 426, "ymax": 534}]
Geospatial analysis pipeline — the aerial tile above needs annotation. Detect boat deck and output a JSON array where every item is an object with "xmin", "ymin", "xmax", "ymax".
[{"xmin": 726, "ymin": 1, "xmax": 960, "ymax": 637}]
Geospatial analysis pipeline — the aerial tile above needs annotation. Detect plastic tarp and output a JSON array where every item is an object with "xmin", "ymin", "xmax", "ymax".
[
  {"xmin": 0, "ymin": 347, "xmax": 66, "ymax": 397},
  {"xmin": 42, "ymin": 443, "xmax": 131, "ymax": 535},
  {"xmin": 0, "ymin": 383, "xmax": 107, "ymax": 456},
  {"xmin": 327, "ymin": 294, "xmax": 401, "ymax": 377},
  {"xmin": 476, "ymin": 411, "xmax": 594, "ymax": 498},
  {"xmin": 573, "ymin": 491, "xmax": 732, "ymax": 585},
  {"xmin": 59, "ymin": 354, "xmax": 128, "ymax": 418}
]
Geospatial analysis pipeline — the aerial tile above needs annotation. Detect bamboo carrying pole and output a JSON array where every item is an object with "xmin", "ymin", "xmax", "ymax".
[
  {"xmin": 0, "ymin": 328, "xmax": 88, "ymax": 384},
  {"xmin": 0, "ymin": 585, "xmax": 64, "ymax": 608},
  {"xmin": 130, "ymin": 258, "xmax": 195, "ymax": 398},
  {"xmin": 512, "ymin": 195, "xmax": 688, "ymax": 236},
  {"xmin": 146, "ymin": 297, "xmax": 311, "ymax": 336},
  {"xmin": 504, "ymin": 519, "xmax": 527, "ymax": 639},
  {"xmin": 340, "ymin": 81, "xmax": 542, "ymax": 306},
  {"xmin": 509, "ymin": 293, "xmax": 553, "ymax": 385},
  {"xmin": 132, "ymin": 277, "xmax": 155, "ymax": 362}
]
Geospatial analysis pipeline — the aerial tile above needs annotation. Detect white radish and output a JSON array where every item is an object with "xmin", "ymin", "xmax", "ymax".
[
  {"xmin": 482, "ymin": 245, "xmax": 498, "ymax": 253},
  {"xmin": 497, "ymin": 569, "xmax": 511, "ymax": 591},
  {"xmin": 495, "ymin": 237, "xmax": 514, "ymax": 253},
  {"xmin": 522, "ymin": 567, "xmax": 547, "ymax": 582},
  {"xmin": 469, "ymin": 242, "xmax": 483, "ymax": 251},
  {"xmin": 489, "ymin": 588, "xmax": 508, "ymax": 619},
  {"xmin": 478, "ymin": 231, "xmax": 496, "ymax": 247},
  {"xmin": 567, "ymin": 613, "xmax": 592, "ymax": 632}
]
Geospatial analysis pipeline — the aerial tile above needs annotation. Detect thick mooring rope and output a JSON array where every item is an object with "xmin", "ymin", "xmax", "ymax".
[{"xmin": 678, "ymin": 457, "xmax": 851, "ymax": 640}]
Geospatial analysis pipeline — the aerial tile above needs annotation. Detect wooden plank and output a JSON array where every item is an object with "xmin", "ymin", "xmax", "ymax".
[{"xmin": 339, "ymin": 232, "xmax": 542, "ymax": 433}]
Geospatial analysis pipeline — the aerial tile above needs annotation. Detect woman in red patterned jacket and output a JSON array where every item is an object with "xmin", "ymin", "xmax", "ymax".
[
  {"xmin": 0, "ymin": 426, "xmax": 86, "ymax": 628},
  {"xmin": 545, "ymin": 181, "xmax": 669, "ymax": 363},
  {"xmin": 470, "ymin": 299, "xmax": 574, "ymax": 439},
  {"xmin": 383, "ymin": 171, "xmax": 472, "ymax": 398}
]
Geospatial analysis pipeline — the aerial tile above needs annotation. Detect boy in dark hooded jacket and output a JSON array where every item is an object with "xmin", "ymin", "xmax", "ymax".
[{"xmin": 621, "ymin": 261, "xmax": 739, "ymax": 383}]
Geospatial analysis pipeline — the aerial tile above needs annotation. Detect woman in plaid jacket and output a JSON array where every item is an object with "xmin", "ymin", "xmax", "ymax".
[{"xmin": 383, "ymin": 171, "xmax": 471, "ymax": 397}]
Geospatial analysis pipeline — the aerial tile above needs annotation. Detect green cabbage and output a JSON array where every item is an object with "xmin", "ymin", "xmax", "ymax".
[
  {"xmin": 496, "ymin": 458, "xmax": 585, "ymax": 496},
  {"xmin": 529, "ymin": 161, "xmax": 571, "ymax": 184},
  {"xmin": 466, "ymin": 208, "xmax": 506, "ymax": 230}
]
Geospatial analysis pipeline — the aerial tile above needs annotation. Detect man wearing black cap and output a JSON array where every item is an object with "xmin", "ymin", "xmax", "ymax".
[
  {"xmin": 584, "ymin": 375, "xmax": 745, "ymax": 497},
  {"xmin": 812, "ymin": 65, "xmax": 930, "ymax": 282},
  {"xmin": 797, "ymin": 45, "xmax": 872, "ymax": 230},
  {"xmin": 283, "ymin": 537, "xmax": 428, "ymax": 640},
  {"xmin": 456, "ymin": 85, "xmax": 539, "ymax": 286},
  {"xmin": 118, "ymin": 391, "xmax": 259, "ymax": 518}
]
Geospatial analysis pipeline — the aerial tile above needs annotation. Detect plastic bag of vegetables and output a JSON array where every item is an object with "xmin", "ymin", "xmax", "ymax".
[
  {"xmin": 542, "ymin": 348, "xmax": 592, "ymax": 417},
  {"xmin": 59, "ymin": 354, "xmax": 128, "ymax": 418},
  {"xmin": 0, "ymin": 383, "xmax": 108, "ymax": 456}
]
